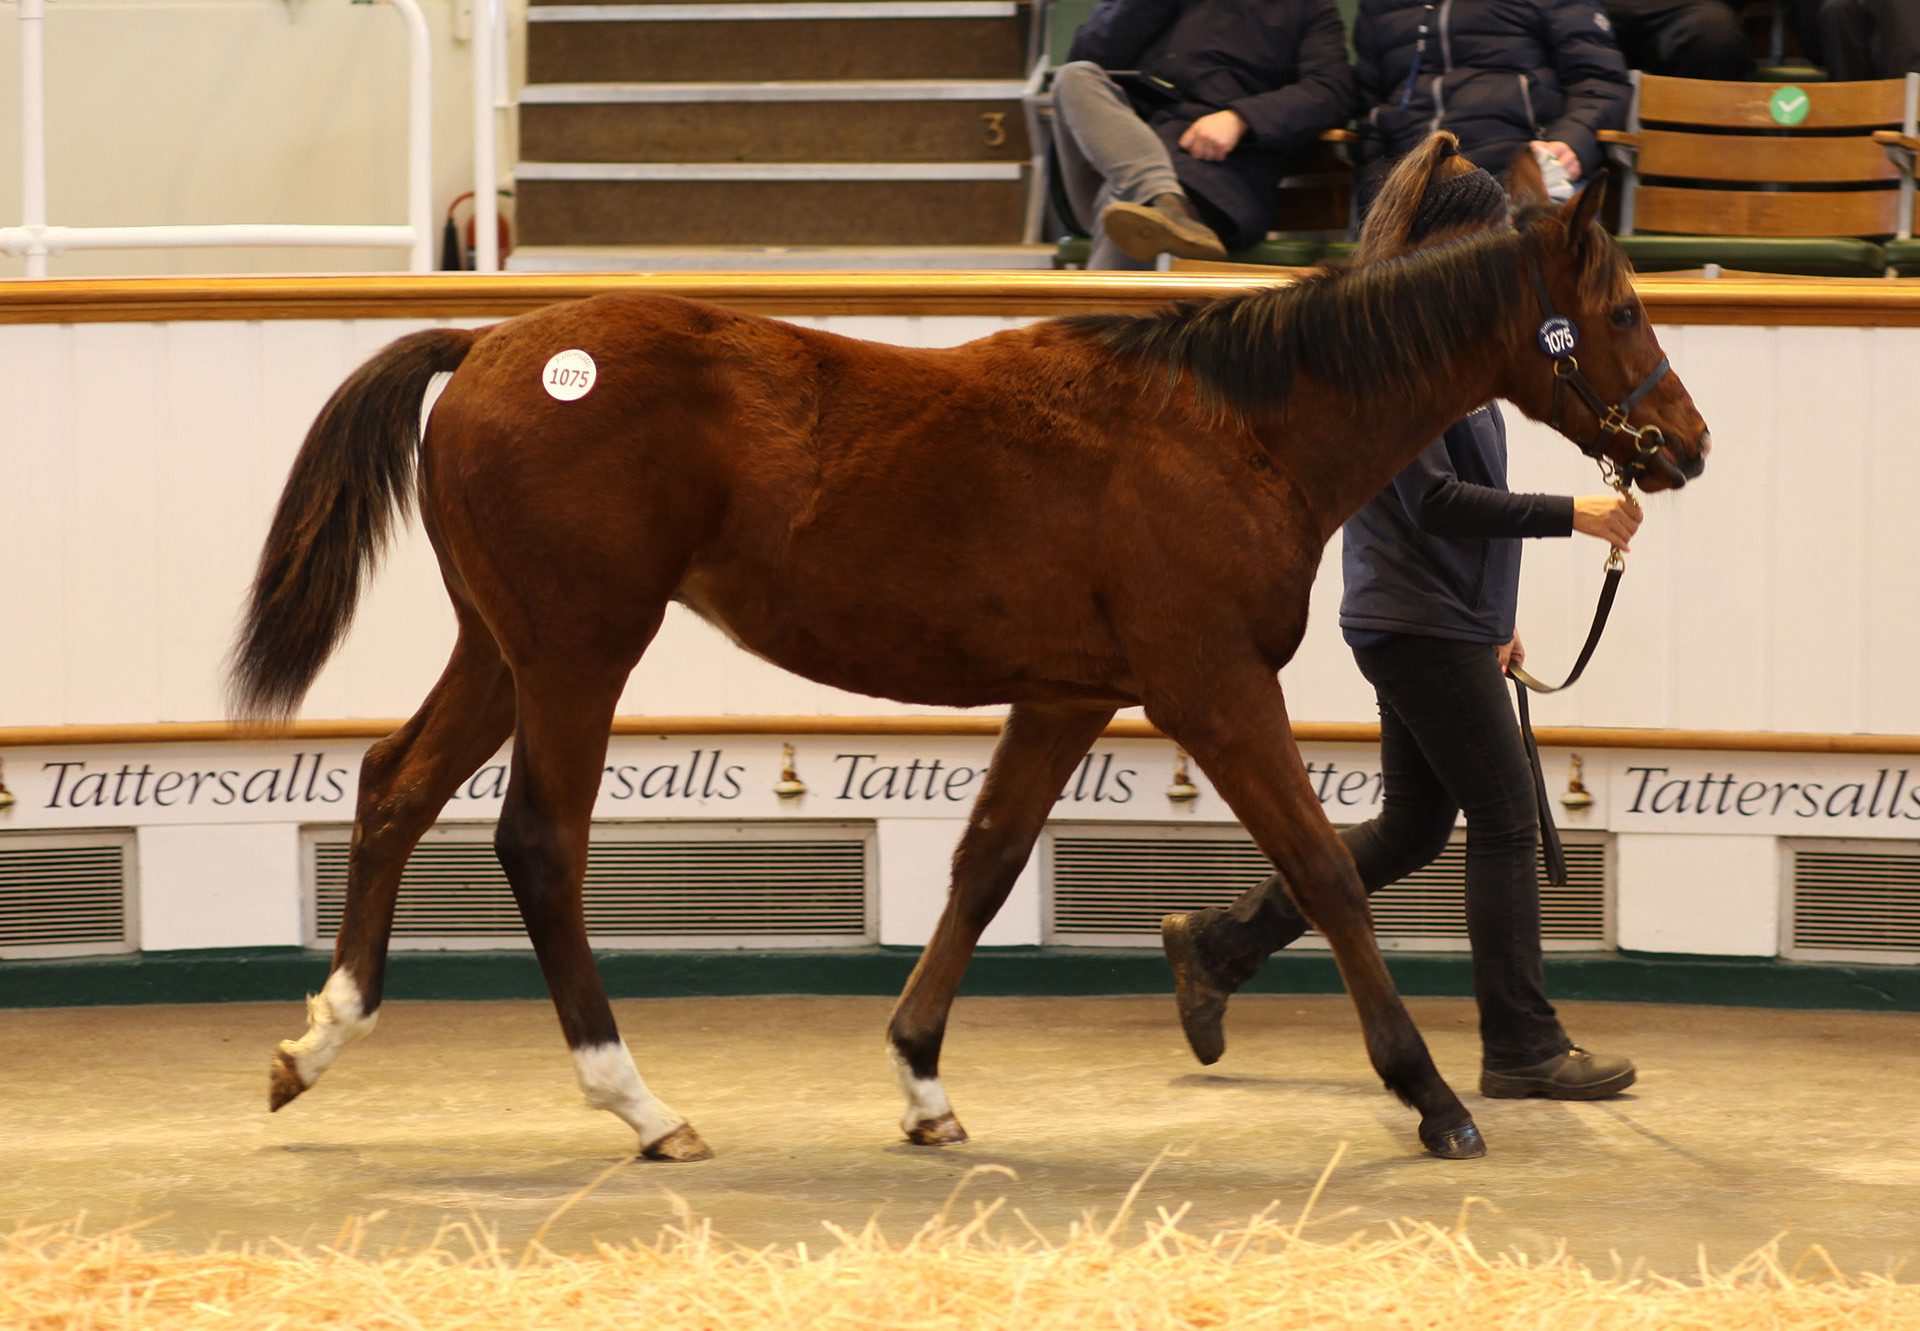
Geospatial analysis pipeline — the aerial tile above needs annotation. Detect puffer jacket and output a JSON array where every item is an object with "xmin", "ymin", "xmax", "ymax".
[
  {"xmin": 1354, "ymin": 0, "xmax": 1629, "ymax": 182},
  {"xmin": 1069, "ymin": 0, "xmax": 1355, "ymax": 248}
]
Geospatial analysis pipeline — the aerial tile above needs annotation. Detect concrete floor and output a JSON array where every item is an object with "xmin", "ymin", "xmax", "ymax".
[{"xmin": 2, "ymin": 994, "xmax": 1918, "ymax": 1275}]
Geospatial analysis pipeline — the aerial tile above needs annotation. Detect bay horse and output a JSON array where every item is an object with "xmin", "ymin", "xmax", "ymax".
[{"xmin": 233, "ymin": 140, "xmax": 1707, "ymax": 1164}]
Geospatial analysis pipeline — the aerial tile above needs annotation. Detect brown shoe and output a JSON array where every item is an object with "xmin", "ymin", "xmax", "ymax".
[
  {"xmin": 1480, "ymin": 1046, "xmax": 1636, "ymax": 1100},
  {"xmin": 1161, "ymin": 911, "xmax": 1235, "ymax": 1065},
  {"xmin": 1102, "ymin": 193, "xmax": 1229, "ymax": 263}
]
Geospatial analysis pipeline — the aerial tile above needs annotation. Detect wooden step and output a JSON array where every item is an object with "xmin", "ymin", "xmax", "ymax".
[
  {"xmin": 520, "ymin": 82, "xmax": 1031, "ymax": 163},
  {"xmin": 514, "ymin": 165, "xmax": 1028, "ymax": 245},
  {"xmin": 527, "ymin": 3, "xmax": 1029, "ymax": 82}
]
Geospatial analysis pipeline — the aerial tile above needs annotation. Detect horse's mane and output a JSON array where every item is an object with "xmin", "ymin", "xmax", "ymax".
[{"xmin": 1060, "ymin": 226, "xmax": 1536, "ymax": 420}]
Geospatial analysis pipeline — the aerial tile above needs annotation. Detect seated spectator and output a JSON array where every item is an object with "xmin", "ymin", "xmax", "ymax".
[
  {"xmin": 1354, "ymin": 0, "xmax": 1631, "ymax": 204},
  {"xmin": 1793, "ymin": 0, "xmax": 1920, "ymax": 80},
  {"xmin": 1601, "ymin": 0, "xmax": 1753, "ymax": 81},
  {"xmin": 1055, "ymin": 0, "xmax": 1354, "ymax": 268}
]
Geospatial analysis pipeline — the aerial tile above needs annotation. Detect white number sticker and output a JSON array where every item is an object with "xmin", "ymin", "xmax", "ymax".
[{"xmin": 542, "ymin": 349, "xmax": 597, "ymax": 401}]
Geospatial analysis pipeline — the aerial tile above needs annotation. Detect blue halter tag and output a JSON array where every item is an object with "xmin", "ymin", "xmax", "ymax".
[{"xmin": 1537, "ymin": 316, "xmax": 1578, "ymax": 358}]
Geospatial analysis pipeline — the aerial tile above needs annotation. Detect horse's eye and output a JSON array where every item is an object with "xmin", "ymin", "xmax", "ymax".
[{"xmin": 1610, "ymin": 303, "xmax": 1641, "ymax": 329}]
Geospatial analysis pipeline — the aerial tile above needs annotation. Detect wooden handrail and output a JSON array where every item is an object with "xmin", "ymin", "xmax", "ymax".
[
  {"xmin": 4, "ymin": 716, "xmax": 1920, "ymax": 755},
  {"xmin": 3, "ymin": 270, "xmax": 1919, "ymax": 327}
]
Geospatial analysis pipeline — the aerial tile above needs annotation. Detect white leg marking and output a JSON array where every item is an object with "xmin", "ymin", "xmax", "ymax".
[
  {"xmin": 890, "ymin": 1044, "xmax": 953, "ymax": 1133},
  {"xmin": 276, "ymin": 970, "xmax": 378, "ymax": 1087},
  {"xmin": 572, "ymin": 1041, "xmax": 686, "ymax": 1147}
]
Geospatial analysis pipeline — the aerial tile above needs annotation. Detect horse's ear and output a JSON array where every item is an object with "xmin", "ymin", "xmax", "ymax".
[
  {"xmin": 1566, "ymin": 164, "xmax": 1611, "ymax": 240},
  {"xmin": 1353, "ymin": 131, "xmax": 1462, "ymax": 266},
  {"xmin": 1506, "ymin": 149, "xmax": 1550, "ymax": 211}
]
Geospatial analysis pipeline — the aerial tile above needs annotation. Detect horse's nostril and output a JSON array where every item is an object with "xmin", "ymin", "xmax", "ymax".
[{"xmin": 1699, "ymin": 431, "xmax": 1712, "ymax": 457}]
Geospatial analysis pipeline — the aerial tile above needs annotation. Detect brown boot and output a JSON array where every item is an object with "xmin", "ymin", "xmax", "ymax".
[
  {"xmin": 1161, "ymin": 911, "xmax": 1238, "ymax": 1065},
  {"xmin": 1102, "ymin": 192, "xmax": 1229, "ymax": 263},
  {"xmin": 1480, "ymin": 1046, "xmax": 1637, "ymax": 1100}
]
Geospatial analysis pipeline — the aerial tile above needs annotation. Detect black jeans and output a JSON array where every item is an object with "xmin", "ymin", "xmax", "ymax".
[{"xmin": 1202, "ymin": 632, "xmax": 1571, "ymax": 1070}]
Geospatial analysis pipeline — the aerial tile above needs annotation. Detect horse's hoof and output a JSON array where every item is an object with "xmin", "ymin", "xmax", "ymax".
[
  {"xmin": 1421, "ymin": 1120, "xmax": 1487, "ymax": 1160},
  {"xmin": 268, "ymin": 1050, "xmax": 307, "ymax": 1112},
  {"xmin": 641, "ymin": 1123, "xmax": 714, "ymax": 1162},
  {"xmin": 905, "ymin": 1113, "xmax": 969, "ymax": 1146}
]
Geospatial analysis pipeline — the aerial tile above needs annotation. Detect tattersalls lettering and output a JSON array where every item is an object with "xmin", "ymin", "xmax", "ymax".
[
  {"xmin": 453, "ymin": 751, "xmax": 751, "ymax": 803},
  {"xmin": 833, "ymin": 753, "xmax": 983, "ymax": 802},
  {"xmin": 1624, "ymin": 766, "xmax": 1920, "ymax": 820},
  {"xmin": 40, "ymin": 754, "xmax": 350, "ymax": 809},
  {"xmin": 1059, "ymin": 752, "xmax": 1135, "ymax": 804},
  {"xmin": 1304, "ymin": 761, "xmax": 1384, "ymax": 809},
  {"xmin": 600, "ymin": 749, "xmax": 745, "ymax": 802},
  {"xmin": 454, "ymin": 764, "xmax": 509, "ymax": 801},
  {"xmin": 830, "ymin": 751, "xmax": 1136, "ymax": 804}
]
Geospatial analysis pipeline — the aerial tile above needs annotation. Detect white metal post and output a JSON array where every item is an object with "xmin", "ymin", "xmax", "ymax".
[
  {"xmin": 1902, "ymin": 72, "xmax": 1918, "ymax": 242},
  {"xmin": 388, "ymin": 0, "xmax": 436, "ymax": 271},
  {"xmin": 468, "ymin": 0, "xmax": 499, "ymax": 271},
  {"xmin": 19, "ymin": 0, "xmax": 49, "ymax": 278}
]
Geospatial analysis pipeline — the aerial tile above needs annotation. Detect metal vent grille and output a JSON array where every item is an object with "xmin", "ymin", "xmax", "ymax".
[
  {"xmin": 310, "ymin": 822, "xmax": 873, "ymax": 950},
  {"xmin": 1048, "ymin": 825, "xmax": 1609, "ymax": 950},
  {"xmin": 1787, "ymin": 840, "xmax": 1920, "ymax": 963},
  {"xmin": 0, "ymin": 831, "xmax": 135, "ymax": 959}
]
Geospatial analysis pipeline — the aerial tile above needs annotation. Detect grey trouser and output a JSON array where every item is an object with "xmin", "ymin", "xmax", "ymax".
[{"xmin": 1050, "ymin": 61, "xmax": 1185, "ymax": 270}]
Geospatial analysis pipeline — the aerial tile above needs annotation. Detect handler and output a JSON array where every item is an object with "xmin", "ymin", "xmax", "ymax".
[
  {"xmin": 1052, "ymin": 0, "xmax": 1354, "ymax": 267},
  {"xmin": 1160, "ymin": 164, "xmax": 1645, "ymax": 1100}
]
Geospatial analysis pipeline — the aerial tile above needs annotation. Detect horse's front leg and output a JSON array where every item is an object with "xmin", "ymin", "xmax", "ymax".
[
  {"xmin": 1143, "ymin": 663, "xmax": 1485, "ymax": 1160},
  {"xmin": 888, "ymin": 702, "xmax": 1116, "ymax": 1144}
]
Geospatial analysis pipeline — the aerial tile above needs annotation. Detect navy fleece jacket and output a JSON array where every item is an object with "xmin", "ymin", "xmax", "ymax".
[{"xmin": 1340, "ymin": 403, "xmax": 1575, "ymax": 646}]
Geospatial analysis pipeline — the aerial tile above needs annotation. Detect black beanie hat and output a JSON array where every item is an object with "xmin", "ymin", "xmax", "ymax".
[{"xmin": 1408, "ymin": 166, "xmax": 1510, "ymax": 241}]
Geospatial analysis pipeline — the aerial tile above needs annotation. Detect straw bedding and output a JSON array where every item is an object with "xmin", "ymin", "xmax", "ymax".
[{"xmin": 7, "ymin": 1157, "xmax": 1915, "ymax": 1330}]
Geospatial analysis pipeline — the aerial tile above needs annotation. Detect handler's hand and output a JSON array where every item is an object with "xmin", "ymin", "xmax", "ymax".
[
  {"xmin": 1499, "ymin": 632, "xmax": 1525, "ymax": 674},
  {"xmin": 1572, "ymin": 494, "xmax": 1642, "ymax": 551},
  {"xmin": 1530, "ymin": 139, "xmax": 1582, "ymax": 181},
  {"xmin": 1180, "ymin": 110, "xmax": 1248, "ymax": 162}
]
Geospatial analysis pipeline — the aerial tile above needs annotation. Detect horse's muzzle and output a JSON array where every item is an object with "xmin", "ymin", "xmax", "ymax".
[
  {"xmin": 1679, "ymin": 430, "xmax": 1709, "ymax": 480},
  {"xmin": 1649, "ymin": 431, "xmax": 1708, "ymax": 490}
]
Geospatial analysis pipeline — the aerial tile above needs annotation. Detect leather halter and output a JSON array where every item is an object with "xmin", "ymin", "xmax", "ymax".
[
  {"xmin": 1507, "ymin": 248, "xmax": 1676, "ymax": 886},
  {"xmin": 1526, "ymin": 250, "xmax": 1672, "ymax": 493}
]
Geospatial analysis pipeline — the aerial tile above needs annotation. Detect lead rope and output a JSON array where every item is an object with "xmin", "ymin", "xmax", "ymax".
[{"xmin": 1507, "ymin": 465, "xmax": 1640, "ymax": 886}]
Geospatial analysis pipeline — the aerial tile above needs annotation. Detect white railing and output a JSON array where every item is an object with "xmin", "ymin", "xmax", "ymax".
[
  {"xmin": 1, "ymin": 0, "xmax": 436, "ymax": 277},
  {"xmin": 471, "ymin": 0, "xmax": 504, "ymax": 272}
]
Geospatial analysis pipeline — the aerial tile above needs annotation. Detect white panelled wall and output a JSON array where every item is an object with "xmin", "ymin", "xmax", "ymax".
[
  {"xmin": 1, "ymin": 314, "xmax": 1037, "ymax": 726},
  {"xmin": 3, "ymin": 312, "xmax": 1919, "ymax": 959}
]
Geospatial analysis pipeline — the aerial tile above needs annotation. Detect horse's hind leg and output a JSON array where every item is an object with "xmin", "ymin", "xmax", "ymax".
[
  {"xmin": 1144, "ymin": 666, "xmax": 1484, "ymax": 1160},
  {"xmin": 494, "ymin": 650, "xmax": 710, "ymax": 1162},
  {"xmin": 270, "ymin": 612, "xmax": 514, "ymax": 1110},
  {"xmin": 888, "ymin": 702, "xmax": 1115, "ymax": 1144}
]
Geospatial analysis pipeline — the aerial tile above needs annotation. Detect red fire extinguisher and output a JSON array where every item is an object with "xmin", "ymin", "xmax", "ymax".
[{"xmin": 440, "ymin": 190, "xmax": 514, "ymax": 269}]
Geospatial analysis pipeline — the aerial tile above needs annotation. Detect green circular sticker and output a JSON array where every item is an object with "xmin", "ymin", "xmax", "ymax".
[{"xmin": 1769, "ymin": 85, "xmax": 1810, "ymax": 126}]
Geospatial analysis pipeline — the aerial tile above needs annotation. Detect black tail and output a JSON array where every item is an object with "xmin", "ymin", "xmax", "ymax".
[{"xmin": 229, "ymin": 327, "xmax": 477, "ymax": 723}]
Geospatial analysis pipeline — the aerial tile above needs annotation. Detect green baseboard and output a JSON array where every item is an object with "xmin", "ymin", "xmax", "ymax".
[{"xmin": 3, "ymin": 946, "xmax": 1919, "ymax": 1011}]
